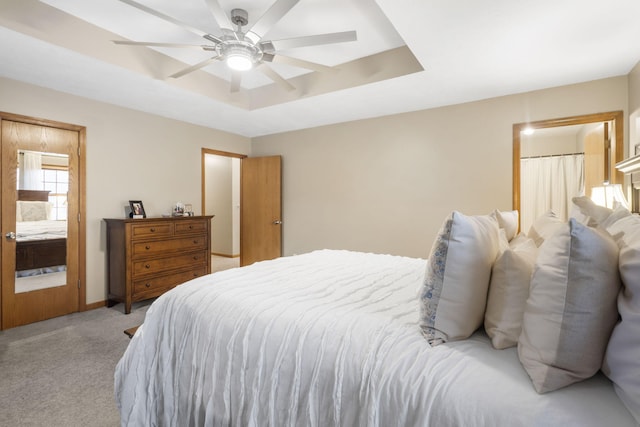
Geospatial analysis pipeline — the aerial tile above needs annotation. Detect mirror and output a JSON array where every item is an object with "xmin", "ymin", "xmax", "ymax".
[
  {"xmin": 15, "ymin": 150, "xmax": 69, "ymax": 293},
  {"xmin": 513, "ymin": 111, "xmax": 624, "ymax": 233}
]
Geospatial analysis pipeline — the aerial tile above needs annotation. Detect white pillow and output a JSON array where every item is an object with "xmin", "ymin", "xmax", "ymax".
[
  {"xmin": 571, "ymin": 196, "xmax": 613, "ymax": 226},
  {"xmin": 419, "ymin": 211, "xmax": 499, "ymax": 346},
  {"xmin": 484, "ymin": 233, "xmax": 537, "ymax": 349},
  {"xmin": 527, "ymin": 210, "xmax": 564, "ymax": 247},
  {"xmin": 600, "ymin": 204, "xmax": 632, "ymax": 230},
  {"xmin": 602, "ymin": 214, "xmax": 640, "ymax": 424},
  {"xmin": 518, "ymin": 218, "xmax": 621, "ymax": 393},
  {"xmin": 491, "ymin": 209, "xmax": 519, "ymax": 241},
  {"xmin": 17, "ymin": 200, "xmax": 52, "ymax": 221}
]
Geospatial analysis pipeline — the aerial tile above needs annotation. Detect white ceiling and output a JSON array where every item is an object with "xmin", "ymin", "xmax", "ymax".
[{"xmin": 1, "ymin": 0, "xmax": 640, "ymax": 138}]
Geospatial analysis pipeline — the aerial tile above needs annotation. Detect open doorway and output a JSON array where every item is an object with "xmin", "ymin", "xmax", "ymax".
[{"xmin": 201, "ymin": 149, "xmax": 246, "ymax": 273}]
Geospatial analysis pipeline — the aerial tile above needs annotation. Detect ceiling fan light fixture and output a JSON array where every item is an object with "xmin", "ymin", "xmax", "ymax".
[
  {"xmin": 223, "ymin": 42, "xmax": 260, "ymax": 71},
  {"xmin": 226, "ymin": 53, "xmax": 253, "ymax": 71}
]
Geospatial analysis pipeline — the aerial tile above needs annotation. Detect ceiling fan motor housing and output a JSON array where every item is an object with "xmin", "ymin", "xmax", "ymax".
[{"xmin": 231, "ymin": 9, "xmax": 249, "ymax": 27}]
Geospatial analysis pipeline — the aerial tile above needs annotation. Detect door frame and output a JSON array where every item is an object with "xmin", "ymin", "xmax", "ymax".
[
  {"xmin": 0, "ymin": 111, "xmax": 87, "ymax": 328},
  {"xmin": 201, "ymin": 148, "xmax": 247, "ymax": 258}
]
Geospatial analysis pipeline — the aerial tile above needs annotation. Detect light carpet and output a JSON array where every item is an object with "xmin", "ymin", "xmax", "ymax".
[{"xmin": 0, "ymin": 302, "xmax": 149, "ymax": 427}]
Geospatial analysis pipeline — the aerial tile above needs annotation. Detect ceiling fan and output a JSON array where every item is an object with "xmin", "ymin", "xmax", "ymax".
[{"xmin": 114, "ymin": 0, "xmax": 357, "ymax": 92}]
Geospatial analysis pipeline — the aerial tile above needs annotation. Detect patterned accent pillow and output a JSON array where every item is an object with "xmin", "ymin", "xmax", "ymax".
[
  {"xmin": 518, "ymin": 219, "xmax": 620, "ymax": 393},
  {"xmin": 18, "ymin": 201, "xmax": 51, "ymax": 221},
  {"xmin": 420, "ymin": 211, "xmax": 499, "ymax": 346},
  {"xmin": 420, "ymin": 216, "xmax": 452, "ymax": 342},
  {"xmin": 15, "ymin": 201, "xmax": 22, "ymax": 222}
]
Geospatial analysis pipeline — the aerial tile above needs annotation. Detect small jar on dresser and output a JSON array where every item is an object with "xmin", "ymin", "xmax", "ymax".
[{"xmin": 104, "ymin": 215, "xmax": 213, "ymax": 314}]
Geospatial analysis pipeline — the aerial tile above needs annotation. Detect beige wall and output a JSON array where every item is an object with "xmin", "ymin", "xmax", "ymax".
[
  {"xmin": 0, "ymin": 73, "xmax": 632, "ymax": 304},
  {"xmin": 0, "ymin": 77, "xmax": 251, "ymax": 304},
  {"xmin": 628, "ymin": 60, "xmax": 640, "ymax": 151},
  {"xmin": 520, "ymin": 133, "xmax": 581, "ymax": 157},
  {"xmin": 205, "ymin": 154, "xmax": 240, "ymax": 256},
  {"xmin": 252, "ymin": 76, "xmax": 629, "ymax": 259}
]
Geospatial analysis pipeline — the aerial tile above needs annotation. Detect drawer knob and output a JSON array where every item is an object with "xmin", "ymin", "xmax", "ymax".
[
  {"xmin": 145, "ymin": 283, "xmax": 151, "ymax": 288},
  {"xmin": 145, "ymin": 245, "xmax": 151, "ymax": 250},
  {"xmin": 189, "ymin": 225, "xmax": 193, "ymax": 229},
  {"xmin": 193, "ymin": 239, "xmax": 199, "ymax": 244},
  {"xmin": 193, "ymin": 256, "xmax": 198, "ymax": 260},
  {"xmin": 150, "ymin": 228, "xmax": 156, "ymax": 232},
  {"xmin": 193, "ymin": 273, "xmax": 198, "ymax": 277},
  {"xmin": 145, "ymin": 264, "xmax": 151, "ymax": 269}
]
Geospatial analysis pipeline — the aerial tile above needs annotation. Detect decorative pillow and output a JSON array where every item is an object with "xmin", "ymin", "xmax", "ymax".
[
  {"xmin": 484, "ymin": 233, "xmax": 537, "ymax": 350},
  {"xmin": 15, "ymin": 201, "xmax": 22, "ymax": 222},
  {"xmin": 600, "ymin": 204, "xmax": 632, "ymax": 230},
  {"xmin": 571, "ymin": 195, "xmax": 613, "ymax": 226},
  {"xmin": 527, "ymin": 210, "xmax": 564, "ymax": 247},
  {"xmin": 491, "ymin": 209, "xmax": 519, "ymax": 241},
  {"xmin": 419, "ymin": 211, "xmax": 499, "ymax": 346},
  {"xmin": 602, "ymin": 213, "xmax": 640, "ymax": 424},
  {"xmin": 18, "ymin": 201, "xmax": 51, "ymax": 221},
  {"xmin": 518, "ymin": 218, "xmax": 621, "ymax": 393}
]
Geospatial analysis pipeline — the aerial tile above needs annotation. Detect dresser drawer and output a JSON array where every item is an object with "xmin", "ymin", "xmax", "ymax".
[
  {"xmin": 132, "ymin": 267, "xmax": 207, "ymax": 297},
  {"xmin": 175, "ymin": 220, "xmax": 208, "ymax": 235},
  {"xmin": 131, "ymin": 222, "xmax": 173, "ymax": 239},
  {"xmin": 132, "ymin": 250, "xmax": 208, "ymax": 277},
  {"xmin": 132, "ymin": 236, "xmax": 207, "ymax": 257}
]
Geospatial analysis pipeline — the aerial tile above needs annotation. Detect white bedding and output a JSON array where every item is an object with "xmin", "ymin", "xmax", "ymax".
[
  {"xmin": 16, "ymin": 220, "xmax": 67, "ymax": 241},
  {"xmin": 115, "ymin": 250, "xmax": 636, "ymax": 426}
]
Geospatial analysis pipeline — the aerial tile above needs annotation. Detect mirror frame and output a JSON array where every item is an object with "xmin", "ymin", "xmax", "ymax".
[{"xmin": 513, "ymin": 110, "xmax": 624, "ymax": 216}]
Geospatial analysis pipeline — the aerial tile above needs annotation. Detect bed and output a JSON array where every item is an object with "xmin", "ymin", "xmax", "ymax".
[
  {"xmin": 115, "ymin": 238, "xmax": 639, "ymax": 426},
  {"xmin": 15, "ymin": 189, "xmax": 67, "ymax": 272}
]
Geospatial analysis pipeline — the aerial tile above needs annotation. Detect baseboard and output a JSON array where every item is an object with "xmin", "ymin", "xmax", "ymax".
[
  {"xmin": 211, "ymin": 252, "xmax": 240, "ymax": 258},
  {"xmin": 83, "ymin": 300, "xmax": 107, "ymax": 311}
]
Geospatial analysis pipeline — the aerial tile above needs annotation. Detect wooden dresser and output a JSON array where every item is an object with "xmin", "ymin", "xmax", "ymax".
[{"xmin": 104, "ymin": 216, "xmax": 213, "ymax": 314}]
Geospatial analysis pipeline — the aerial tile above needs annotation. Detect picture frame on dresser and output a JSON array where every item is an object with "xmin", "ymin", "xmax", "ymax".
[{"xmin": 129, "ymin": 200, "xmax": 146, "ymax": 218}]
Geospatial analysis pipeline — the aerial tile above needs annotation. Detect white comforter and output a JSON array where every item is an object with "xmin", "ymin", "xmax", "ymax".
[
  {"xmin": 16, "ymin": 220, "xmax": 67, "ymax": 241},
  {"xmin": 115, "ymin": 250, "xmax": 635, "ymax": 426}
]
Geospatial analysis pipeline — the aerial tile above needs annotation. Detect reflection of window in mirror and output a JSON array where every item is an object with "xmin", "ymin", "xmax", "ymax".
[
  {"xmin": 42, "ymin": 166, "xmax": 69, "ymax": 220},
  {"xmin": 17, "ymin": 150, "xmax": 69, "ymax": 219}
]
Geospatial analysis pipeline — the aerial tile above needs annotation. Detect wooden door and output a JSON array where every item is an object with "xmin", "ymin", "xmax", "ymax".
[
  {"xmin": 240, "ymin": 156, "xmax": 282, "ymax": 266},
  {"xmin": 1, "ymin": 118, "xmax": 81, "ymax": 329}
]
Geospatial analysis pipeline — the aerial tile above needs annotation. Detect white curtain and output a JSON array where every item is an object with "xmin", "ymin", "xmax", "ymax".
[
  {"xmin": 20, "ymin": 151, "xmax": 43, "ymax": 190},
  {"xmin": 520, "ymin": 154, "xmax": 584, "ymax": 234}
]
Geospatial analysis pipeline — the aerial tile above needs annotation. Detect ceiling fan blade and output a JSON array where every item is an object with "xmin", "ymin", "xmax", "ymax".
[
  {"xmin": 230, "ymin": 71, "xmax": 242, "ymax": 93},
  {"xmin": 267, "ymin": 54, "xmax": 335, "ymax": 73},
  {"xmin": 169, "ymin": 55, "xmax": 220, "ymax": 78},
  {"xmin": 270, "ymin": 30, "xmax": 357, "ymax": 50},
  {"xmin": 245, "ymin": 0, "xmax": 300, "ymax": 43},
  {"xmin": 257, "ymin": 63, "xmax": 295, "ymax": 92},
  {"xmin": 204, "ymin": 0, "xmax": 233, "ymax": 30},
  {"xmin": 118, "ymin": 0, "xmax": 209, "ymax": 39},
  {"xmin": 113, "ymin": 40, "xmax": 215, "ymax": 50}
]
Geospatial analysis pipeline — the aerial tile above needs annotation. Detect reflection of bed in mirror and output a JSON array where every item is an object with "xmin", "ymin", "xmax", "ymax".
[{"xmin": 15, "ymin": 189, "xmax": 67, "ymax": 273}]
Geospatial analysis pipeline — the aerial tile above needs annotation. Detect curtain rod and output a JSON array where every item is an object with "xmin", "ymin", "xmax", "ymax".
[{"xmin": 520, "ymin": 152, "xmax": 584, "ymax": 160}]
